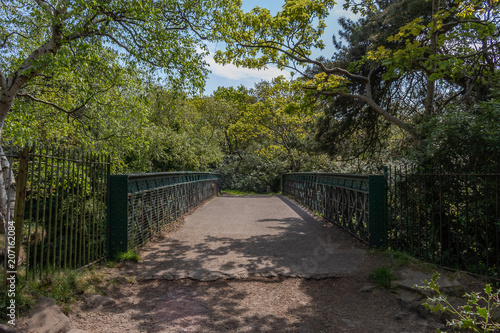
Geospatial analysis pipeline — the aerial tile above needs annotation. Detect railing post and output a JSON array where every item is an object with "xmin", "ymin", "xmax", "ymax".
[
  {"xmin": 368, "ymin": 175, "xmax": 387, "ymax": 248},
  {"xmin": 107, "ymin": 175, "xmax": 129, "ymax": 258},
  {"xmin": 281, "ymin": 174, "xmax": 285, "ymax": 194}
]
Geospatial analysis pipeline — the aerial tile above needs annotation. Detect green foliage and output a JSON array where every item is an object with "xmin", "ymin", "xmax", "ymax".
[
  {"xmin": 387, "ymin": 250, "xmax": 413, "ymax": 267},
  {"xmin": 114, "ymin": 250, "xmax": 140, "ymax": 262},
  {"xmin": 0, "ymin": 269, "xmax": 88, "ymax": 320},
  {"xmin": 369, "ymin": 265, "xmax": 397, "ymax": 289},
  {"xmin": 416, "ymin": 99, "xmax": 500, "ymax": 171},
  {"xmin": 216, "ymin": 153, "xmax": 288, "ymax": 193},
  {"xmin": 221, "ymin": 189, "xmax": 278, "ymax": 195},
  {"xmin": 418, "ymin": 272, "xmax": 500, "ymax": 332}
]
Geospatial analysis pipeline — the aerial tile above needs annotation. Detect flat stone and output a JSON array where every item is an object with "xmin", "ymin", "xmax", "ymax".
[
  {"xmin": 84, "ymin": 295, "xmax": 116, "ymax": 310},
  {"xmin": 67, "ymin": 330, "xmax": 90, "ymax": 333},
  {"xmin": 394, "ymin": 290, "xmax": 423, "ymax": 304},
  {"xmin": 341, "ymin": 318, "xmax": 360, "ymax": 328},
  {"xmin": 24, "ymin": 296, "xmax": 72, "ymax": 333},
  {"xmin": 358, "ymin": 285, "xmax": 376, "ymax": 292},
  {"xmin": 0, "ymin": 323, "xmax": 24, "ymax": 333},
  {"xmin": 392, "ymin": 269, "xmax": 462, "ymax": 294}
]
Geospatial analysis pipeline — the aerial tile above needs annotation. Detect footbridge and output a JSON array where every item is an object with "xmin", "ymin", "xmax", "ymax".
[{"xmin": 107, "ymin": 172, "xmax": 387, "ymax": 280}]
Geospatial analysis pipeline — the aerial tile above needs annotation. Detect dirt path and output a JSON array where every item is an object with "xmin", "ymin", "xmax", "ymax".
[{"xmin": 68, "ymin": 195, "xmax": 443, "ymax": 332}]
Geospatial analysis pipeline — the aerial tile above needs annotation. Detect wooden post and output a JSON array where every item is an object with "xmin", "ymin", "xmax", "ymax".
[{"xmin": 14, "ymin": 146, "xmax": 30, "ymax": 273}]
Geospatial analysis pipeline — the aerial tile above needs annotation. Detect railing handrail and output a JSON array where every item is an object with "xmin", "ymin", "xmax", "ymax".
[
  {"xmin": 282, "ymin": 172, "xmax": 377, "ymax": 179},
  {"xmin": 127, "ymin": 171, "xmax": 218, "ymax": 181}
]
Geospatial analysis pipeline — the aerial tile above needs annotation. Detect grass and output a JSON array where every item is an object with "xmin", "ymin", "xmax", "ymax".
[
  {"xmin": 0, "ymin": 268, "xmax": 95, "ymax": 321},
  {"xmin": 0, "ymin": 261, "xmax": 119, "ymax": 323},
  {"xmin": 114, "ymin": 249, "xmax": 140, "ymax": 262},
  {"xmin": 369, "ymin": 265, "xmax": 397, "ymax": 289}
]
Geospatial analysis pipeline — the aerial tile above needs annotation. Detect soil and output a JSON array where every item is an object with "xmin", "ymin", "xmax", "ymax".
[{"xmin": 67, "ymin": 252, "xmax": 444, "ymax": 333}]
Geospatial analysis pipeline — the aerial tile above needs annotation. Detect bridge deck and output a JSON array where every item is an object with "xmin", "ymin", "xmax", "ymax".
[{"xmin": 133, "ymin": 195, "xmax": 367, "ymax": 281}]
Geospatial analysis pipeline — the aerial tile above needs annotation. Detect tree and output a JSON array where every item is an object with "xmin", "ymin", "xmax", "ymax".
[
  {"xmin": 0, "ymin": 0, "xmax": 241, "ymax": 230},
  {"xmin": 231, "ymin": 77, "xmax": 315, "ymax": 172},
  {"xmin": 204, "ymin": 86, "xmax": 255, "ymax": 156},
  {"xmin": 216, "ymin": 0, "xmax": 500, "ymax": 142}
]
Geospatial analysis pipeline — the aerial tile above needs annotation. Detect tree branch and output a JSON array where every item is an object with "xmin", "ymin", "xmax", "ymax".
[
  {"xmin": 237, "ymin": 42, "xmax": 370, "ymax": 83},
  {"xmin": 0, "ymin": 70, "xmax": 6, "ymax": 90},
  {"xmin": 33, "ymin": 0, "xmax": 55, "ymax": 15},
  {"xmin": 0, "ymin": 32, "xmax": 30, "ymax": 49},
  {"xmin": 307, "ymin": 87, "xmax": 418, "ymax": 138},
  {"xmin": 17, "ymin": 92, "xmax": 70, "ymax": 113}
]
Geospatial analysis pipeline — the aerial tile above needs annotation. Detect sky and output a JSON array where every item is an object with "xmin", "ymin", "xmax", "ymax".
[{"xmin": 202, "ymin": 0, "xmax": 359, "ymax": 95}]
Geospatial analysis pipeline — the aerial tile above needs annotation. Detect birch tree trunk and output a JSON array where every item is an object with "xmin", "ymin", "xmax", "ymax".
[{"xmin": 0, "ymin": 87, "xmax": 18, "ymax": 234}]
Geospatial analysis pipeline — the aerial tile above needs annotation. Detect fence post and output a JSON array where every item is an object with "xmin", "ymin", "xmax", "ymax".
[
  {"xmin": 107, "ymin": 175, "xmax": 129, "ymax": 258},
  {"xmin": 13, "ymin": 146, "xmax": 30, "ymax": 274},
  {"xmin": 368, "ymin": 175, "xmax": 387, "ymax": 248},
  {"xmin": 281, "ymin": 174, "xmax": 285, "ymax": 194}
]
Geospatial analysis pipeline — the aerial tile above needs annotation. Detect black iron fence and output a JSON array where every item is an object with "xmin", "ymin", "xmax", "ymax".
[
  {"xmin": 1, "ymin": 144, "xmax": 110, "ymax": 280},
  {"xmin": 108, "ymin": 172, "xmax": 220, "ymax": 257},
  {"xmin": 2, "ymin": 144, "xmax": 220, "ymax": 282},
  {"xmin": 282, "ymin": 173, "xmax": 387, "ymax": 247},
  {"xmin": 387, "ymin": 166, "xmax": 500, "ymax": 278}
]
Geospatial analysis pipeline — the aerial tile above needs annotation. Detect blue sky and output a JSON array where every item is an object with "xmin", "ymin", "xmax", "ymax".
[{"xmin": 202, "ymin": 0, "xmax": 359, "ymax": 95}]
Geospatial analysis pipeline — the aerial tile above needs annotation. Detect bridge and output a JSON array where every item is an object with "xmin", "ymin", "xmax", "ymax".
[
  {"xmin": 131, "ymin": 194, "xmax": 366, "ymax": 281},
  {"xmin": 107, "ymin": 172, "xmax": 387, "ymax": 280}
]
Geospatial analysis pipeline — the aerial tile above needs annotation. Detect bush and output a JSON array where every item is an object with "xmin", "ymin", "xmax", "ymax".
[{"xmin": 215, "ymin": 153, "xmax": 288, "ymax": 193}]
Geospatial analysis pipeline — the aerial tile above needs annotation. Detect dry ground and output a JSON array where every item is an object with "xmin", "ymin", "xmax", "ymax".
[{"xmin": 67, "ymin": 251, "xmax": 446, "ymax": 333}]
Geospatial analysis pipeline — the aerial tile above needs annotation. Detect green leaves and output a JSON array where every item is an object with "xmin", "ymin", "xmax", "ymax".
[
  {"xmin": 215, "ymin": 0, "xmax": 336, "ymax": 70},
  {"xmin": 418, "ymin": 272, "xmax": 500, "ymax": 332}
]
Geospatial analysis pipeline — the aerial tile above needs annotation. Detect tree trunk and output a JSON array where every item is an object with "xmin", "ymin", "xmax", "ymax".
[
  {"xmin": 0, "ymin": 145, "xmax": 16, "ymax": 235},
  {"xmin": 0, "ymin": 89, "xmax": 16, "ymax": 234},
  {"xmin": 424, "ymin": 0, "xmax": 440, "ymax": 117}
]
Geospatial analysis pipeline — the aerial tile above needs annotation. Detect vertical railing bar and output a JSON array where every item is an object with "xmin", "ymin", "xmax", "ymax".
[
  {"xmin": 88, "ymin": 153, "xmax": 95, "ymax": 263},
  {"xmin": 33, "ymin": 145, "xmax": 43, "ymax": 279},
  {"xmin": 64, "ymin": 150, "xmax": 74, "ymax": 269},
  {"xmin": 455, "ymin": 169, "xmax": 460, "ymax": 271},
  {"xmin": 39, "ymin": 145, "xmax": 50, "ymax": 277},
  {"xmin": 438, "ymin": 167, "xmax": 443, "ymax": 266},
  {"xmin": 446, "ymin": 172, "xmax": 452, "ymax": 269},
  {"xmin": 70, "ymin": 150, "xmax": 80, "ymax": 269},
  {"xmin": 79, "ymin": 152, "xmax": 90, "ymax": 267},
  {"xmin": 496, "ymin": 171, "xmax": 499, "ymax": 278},
  {"xmin": 105, "ymin": 155, "xmax": 111, "ymax": 257},
  {"xmin": 99, "ymin": 155, "xmax": 108, "ymax": 258},
  {"xmin": 45, "ymin": 146, "xmax": 56, "ymax": 270},
  {"xmin": 98, "ymin": 155, "xmax": 104, "ymax": 259},
  {"xmin": 428, "ymin": 172, "xmax": 434, "ymax": 262},
  {"xmin": 26, "ymin": 144, "xmax": 36, "ymax": 280},
  {"xmin": 484, "ymin": 169, "xmax": 489, "ymax": 274},
  {"xmin": 57, "ymin": 148, "xmax": 67, "ymax": 268},
  {"xmin": 465, "ymin": 174, "xmax": 470, "ymax": 273}
]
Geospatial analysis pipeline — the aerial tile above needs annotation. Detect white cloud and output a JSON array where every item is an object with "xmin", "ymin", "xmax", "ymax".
[
  {"xmin": 206, "ymin": 57, "xmax": 290, "ymax": 81},
  {"xmin": 201, "ymin": 43, "xmax": 291, "ymax": 83}
]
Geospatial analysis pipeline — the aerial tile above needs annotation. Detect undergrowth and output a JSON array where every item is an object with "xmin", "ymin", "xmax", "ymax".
[{"xmin": 0, "ymin": 265, "xmax": 108, "ymax": 322}]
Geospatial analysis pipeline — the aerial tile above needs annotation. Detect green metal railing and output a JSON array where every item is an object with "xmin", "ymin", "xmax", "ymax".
[
  {"xmin": 5, "ymin": 144, "xmax": 111, "ymax": 280},
  {"xmin": 282, "ymin": 173, "xmax": 387, "ymax": 247},
  {"xmin": 108, "ymin": 172, "xmax": 220, "ymax": 257}
]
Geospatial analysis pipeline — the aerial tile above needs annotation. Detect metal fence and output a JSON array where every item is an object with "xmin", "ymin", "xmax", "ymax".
[
  {"xmin": 387, "ymin": 166, "xmax": 500, "ymax": 278},
  {"xmin": 108, "ymin": 172, "xmax": 220, "ymax": 257},
  {"xmin": 282, "ymin": 173, "xmax": 387, "ymax": 247},
  {"xmin": 1, "ymin": 144, "xmax": 110, "ymax": 280}
]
